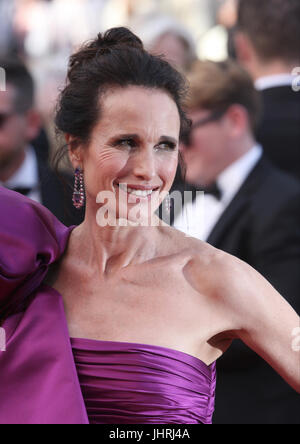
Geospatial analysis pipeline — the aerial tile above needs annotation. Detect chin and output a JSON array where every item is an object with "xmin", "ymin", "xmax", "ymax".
[{"xmin": 188, "ymin": 170, "xmax": 209, "ymax": 187}]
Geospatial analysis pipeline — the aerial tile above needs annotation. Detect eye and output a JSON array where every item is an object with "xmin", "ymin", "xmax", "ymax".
[
  {"xmin": 114, "ymin": 138, "xmax": 137, "ymax": 149},
  {"xmin": 156, "ymin": 141, "xmax": 177, "ymax": 151}
]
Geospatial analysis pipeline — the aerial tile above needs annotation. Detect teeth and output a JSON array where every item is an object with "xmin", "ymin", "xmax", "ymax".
[
  {"xmin": 128, "ymin": 188, "xmax": 153, "ymax": 197},
  {"xmin": 118, "ymin": 184, "xmax": 156, "ymax": 197}
]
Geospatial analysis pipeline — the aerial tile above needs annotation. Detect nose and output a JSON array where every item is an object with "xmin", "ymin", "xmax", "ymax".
[{"xmin": 131, "ymin": 147, "xmax": 156, "ymax": 181}]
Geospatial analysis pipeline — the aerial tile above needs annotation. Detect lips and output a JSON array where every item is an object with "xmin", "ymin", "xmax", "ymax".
[
  {"xmin": 116, "ymin": 182, "xmax": 160, "ymax": 190},
  {"xmin": 115, "ymin": 183, "xmax": 160, "ymax": 199}
]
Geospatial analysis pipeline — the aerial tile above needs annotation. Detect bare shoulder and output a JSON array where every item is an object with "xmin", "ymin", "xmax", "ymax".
[
  {"xmin": 175, "ymin": 230, "xmax": 290, "ymax": 331},
  {"xmin": 165, "ymin": 227, "xmax": 265, "ymax": 306},
  {"xmin": 158, "ymin": 224, "xmax": 216, "ymax": 259},
  {"xmin": 161, "ymin": 225, "xmax": 229, "ymax": 270}
]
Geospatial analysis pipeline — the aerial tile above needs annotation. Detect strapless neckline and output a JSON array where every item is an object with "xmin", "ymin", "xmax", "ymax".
[
  {"xmin": 43, "ymin": 283, "xmax": 216, "ymax": 371},
  {"xmin": 70, "ymin": 336, "xmax": 215, "ymax": 373}
]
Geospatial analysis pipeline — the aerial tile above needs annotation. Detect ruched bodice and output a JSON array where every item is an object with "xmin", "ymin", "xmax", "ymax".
[{"xmin": 71, "ymin": 337, "xmax": 217, "ymax": 424}]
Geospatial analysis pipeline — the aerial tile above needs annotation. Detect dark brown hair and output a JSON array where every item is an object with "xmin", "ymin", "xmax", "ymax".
[
  {"xmin": 54, "ymin": 27, "xmax": 190, "ymax": 170},
  {"xmin": 185, "ymin": 59, "xmax": 262, "ymax": 134},
  {"xmin": 237, "ymin": 0, "xmax": 300, "ymax": 63}
]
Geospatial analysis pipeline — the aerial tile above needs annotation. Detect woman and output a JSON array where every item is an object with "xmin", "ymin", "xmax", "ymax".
[{"xmin": 0, "ymin": 28, "xmax": 299, "ymax": 425}]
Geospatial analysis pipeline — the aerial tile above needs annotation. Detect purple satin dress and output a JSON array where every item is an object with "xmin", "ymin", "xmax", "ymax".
[
  {"xmin": 71, "ymin": 338, "xmax": 216, "ymax": 424},
  {"xmin": 0, "ymin": 187, "xmax": 216, "ymax": 424}
]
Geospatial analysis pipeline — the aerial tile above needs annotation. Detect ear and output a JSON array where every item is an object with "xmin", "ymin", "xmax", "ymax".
[
  {"xmin": 65, "ymin": 134, "xmax": 84, "ymax": 170},
  {"xmin": 25, "ymin": 109, "xmax": 41, "ymax": 142},
  {"xmin": 234, "ymin": 31, "xmax": 253, "ymax": 65},
  {"xmin": 225, "ymin": 104, "xmax": 249, "ymax": 137}
]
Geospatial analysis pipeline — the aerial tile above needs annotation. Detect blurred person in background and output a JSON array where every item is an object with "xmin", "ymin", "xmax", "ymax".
[
  {"xmin": 176, "ymin": 60, "xmax": 300, "ymax": 424},
  {"xmin": 0, "ymin": 0, "xmax": 53, "ymax": 164},
  {"xmin": 134, "ymin": 13, "xmax": 197, "ymax": 72},
  {"xmin": 199, "ymin": 0, "xmax": 238, "ymax": 61},
  {"xmin": 235, "ymin": 0, "xmax": 300, "ymax": 181},
  {"xmin": 0, "ymin": 0, "xmax": 18, "ymax": 56},
  {"xmin": 13, "ymin": 0, "xmax": 105, "ymax": 58},
  {"xmin": 0, "ymin": 57, "xmax": 84, "ymax": 226},
  {"xmin": 10, "ymin": 0, "xmax": 108, "ymax": 156}
]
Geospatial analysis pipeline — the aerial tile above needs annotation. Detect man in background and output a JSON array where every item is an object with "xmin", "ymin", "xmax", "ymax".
[
  {"xmin": 0, "ymin": 0, "xmax": 17, "ymax": 56},
  {"xmin": 175, "ymin": 60, "xmax": 300, "ymax": 424},
  {"xmin": 0, "ymin": 57, "xmax": 84, "ymax": 226},
  {"xmin": 235, "ymin": 0, "xmax": 300, "ymax": 181}
]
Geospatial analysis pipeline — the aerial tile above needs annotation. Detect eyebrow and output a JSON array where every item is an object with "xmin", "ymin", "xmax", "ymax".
[
  {"xmin": 115, "ymin": 133, "xmax": 139, "ymax": 140},
  {"xmin": 109, "ymin": 133, "xmax": 178, "ymax": 144},
  {"xmin": 159, "ymin": 135, "xmax": 178, "ymax": 145}
]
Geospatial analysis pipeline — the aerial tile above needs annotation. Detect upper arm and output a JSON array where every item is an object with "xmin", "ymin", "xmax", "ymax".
[{"xmin": 218, "ymin": 255, "xmax": 300, "ymax": 394}]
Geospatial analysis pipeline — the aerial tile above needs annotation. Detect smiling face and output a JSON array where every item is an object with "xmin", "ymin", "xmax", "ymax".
[{"xmin": 69, "ymin": 86, "xmax": 181, "ymax": 225}]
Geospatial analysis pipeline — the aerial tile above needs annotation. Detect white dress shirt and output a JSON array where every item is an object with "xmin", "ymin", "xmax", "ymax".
[
  {"xmin": 0, "ymin": 145, "xmax": 42, "ymax": 203},
  {"xmin": 255, "ymin": 73, "xmax": 294, "ymax": 91},
  {"xmin": 173, "ymin": 145, "xmax": 263, "ymax": 241}
]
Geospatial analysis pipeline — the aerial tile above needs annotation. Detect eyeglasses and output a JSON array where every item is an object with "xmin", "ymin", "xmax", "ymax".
[
  {"xmin": 0, "ymin": 112, "xmax": 14, "ymax": 129},
  {"xmin": 181, "ymin": 109, "xmax": 228, "ymax": 147}
]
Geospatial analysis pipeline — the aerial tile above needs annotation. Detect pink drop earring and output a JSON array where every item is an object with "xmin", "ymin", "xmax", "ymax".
[{"xmin": 72, "ymin": 167, "xmax": 85, "ymax": 209}]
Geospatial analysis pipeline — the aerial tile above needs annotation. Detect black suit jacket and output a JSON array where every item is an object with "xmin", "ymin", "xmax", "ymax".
[
  {"xmin": 37, "ymin": 159, "xmax": 84, "ymax": 227},
  {"xmin": 256, "ymin": 86, "xmax": 300, "ymax": 181},
  {"xmin": 208, "ymin": 157, "xmax": 300, "ymax": 424}
]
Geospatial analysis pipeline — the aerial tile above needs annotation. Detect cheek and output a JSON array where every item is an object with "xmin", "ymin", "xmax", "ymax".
[
  {"xmin": 0, "ymin": 126, "xmax": 22, "ymax": 151},
  {"xmin": 191, "ymin": 130, "xmax": 219, "ymax": 162},
  {"xmin": 157, "ymin": 152, "xmax": 178, "ymax": 184},
  {"xmin": 84, "ymin": 147, "xmax": 128, "ymax": 191},
  {"xmin": 96, "ymin": 146, "xmax": 126, "ymax": 169}
]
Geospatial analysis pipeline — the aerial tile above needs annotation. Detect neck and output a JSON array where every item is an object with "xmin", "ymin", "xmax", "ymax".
[
  {"xmin": 248, "ymin": 59, "xmax": 297, "ymax": 82},
  {"xmin": 72, "ymin": 205, "xmax": 164, "ymax": 278},
  {"xmin": 214, "ymin": 134, "xmax": 255, "ymax": 182},
  {"xmin": 0, "ymin": 149, "xmax": 26, "ymax": 183}
]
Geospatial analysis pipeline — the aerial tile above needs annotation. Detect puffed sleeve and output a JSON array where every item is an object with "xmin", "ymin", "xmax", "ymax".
[{"xmin": 0, "ymin": 187, "xmax": 73, "ymax": 321}]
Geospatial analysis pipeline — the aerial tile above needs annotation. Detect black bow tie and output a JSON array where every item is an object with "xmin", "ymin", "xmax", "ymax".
[
  {"xmin": 202, "ymin": 182, "xmax": 222, "ymax": 201},
  {"xmin": 10, "ymin": 187, "xmax": 32, "ymax": 196}
]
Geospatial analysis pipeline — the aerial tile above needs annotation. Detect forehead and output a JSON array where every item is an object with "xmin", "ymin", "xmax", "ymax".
[{"xmin": 94, "ymin": 86, "xmax": 180, "ymax": 138}]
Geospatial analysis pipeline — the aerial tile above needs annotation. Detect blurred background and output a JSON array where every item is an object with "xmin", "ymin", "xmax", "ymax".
[
  {"xmin": 0, "ymin": 0, "xmax": 299, "ymax": 425},
  {"xmin": 0, "ymin": 0, "xmax": 236, "ymax": 151}
]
